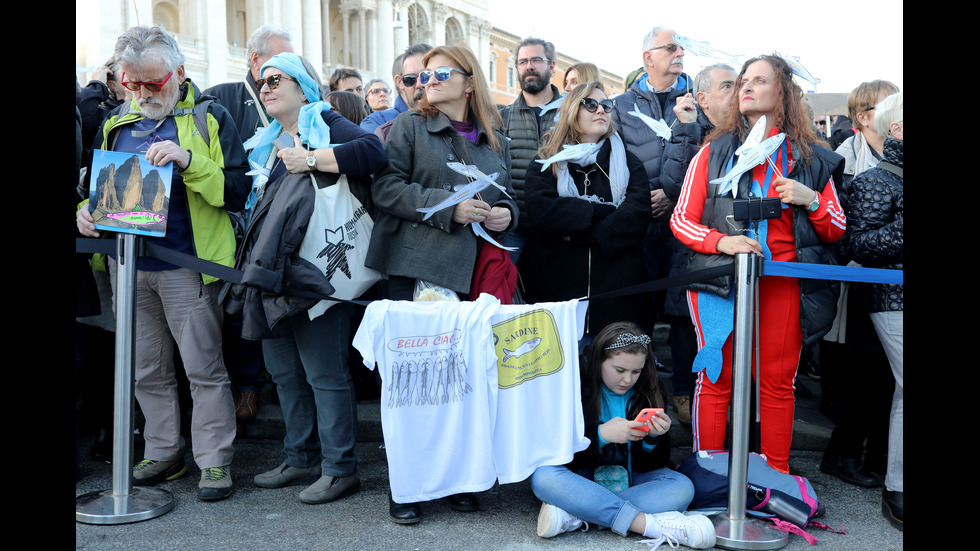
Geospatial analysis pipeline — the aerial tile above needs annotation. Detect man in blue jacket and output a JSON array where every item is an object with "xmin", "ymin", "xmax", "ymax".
[{"xmin": 360, "ymin": 44, "xmax": 431, "ymax": 134}]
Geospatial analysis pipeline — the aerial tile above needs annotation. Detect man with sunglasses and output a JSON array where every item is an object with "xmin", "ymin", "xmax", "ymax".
[
  {"xmin": 76, "ymin": 25, "xmax": 249, "ymax": 502},
  {"xmin": 498, "ymin": 37, "xmax": 562, "ymax": 262},
  {"xmin": 611, "ymin": 26, "xmax": 692, "ymax": 335},
  {"xmin": 361, "ymin": 44, "xmax": 432, "ymax": 135}
]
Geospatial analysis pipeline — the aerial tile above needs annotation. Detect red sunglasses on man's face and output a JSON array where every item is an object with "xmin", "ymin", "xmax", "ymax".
[{"xmin": 120, "ymin": 71, "xmax": 174, "ymax": 92}]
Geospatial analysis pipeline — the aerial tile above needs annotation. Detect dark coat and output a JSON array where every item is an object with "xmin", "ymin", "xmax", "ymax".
[
  {"xmin": 686, "ymin": 131, "xmax": 845, "ymax": 347},
  {"xmin": 498, "ymin": 84, "xmax": 562, "ymax": 231},
  {"xmin": 367, "ymin": 111, "xmax": 517, "ymax": 294},
  {"xmin": 521, "ymin": 139, "xmax": 651, "ymax": 334},
  {"xmin": 226, "ymin": 110, "xmax": 385, "ymax": 339},
  {"xmin": 843, "ymin": 138, "xmax": 903, "ymax": 313},
  {"xmin": 203, "ymin": 73, "xmax": 266, "ymax": 142}
]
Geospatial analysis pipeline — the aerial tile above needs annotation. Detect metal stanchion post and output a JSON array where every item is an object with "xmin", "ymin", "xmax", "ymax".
[
  {"xmin": 76, "ymin": 233, "xmax": 175, "ymax": 524},
  {"xmin": 711, "ymin": 252, "xmax": 788, "ymax": 550}
]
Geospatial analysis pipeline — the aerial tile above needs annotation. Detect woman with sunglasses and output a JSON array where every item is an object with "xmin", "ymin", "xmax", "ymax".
[
  {"xmin": 521, "ymin": 82, "xmax": 651, "ymax": 340},
  {"xmin": 366, "ymin": 44, "xmax": 516, "ymax": 524},
  {"xmin": 670, "ymin": 54, "xmax": 846, "ymax": 474},
  {"xmin": 228, "ymin": 53, "xmax": 385, "ymax": 504}
]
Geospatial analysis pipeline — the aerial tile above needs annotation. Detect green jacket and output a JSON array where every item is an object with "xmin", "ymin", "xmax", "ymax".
[{"xmin": 97, "ymin": 78, "xmax": 250, "ymax": 284}]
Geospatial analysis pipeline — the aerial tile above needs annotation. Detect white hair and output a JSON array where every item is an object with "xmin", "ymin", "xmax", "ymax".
[
  {"xmin": 873, "ymin": 92, "xmax": 903, "ymax": 136},
  {"xmin": 641, "ymin": 26, "xmax": 676, "ymax": 51},
  {"xmin": 114, "ymin": 25, "xmax": 185, "ymax": 73},
  {"xmin": 246, "ymin": 25, "xmax": 292, "ymax": 60}
]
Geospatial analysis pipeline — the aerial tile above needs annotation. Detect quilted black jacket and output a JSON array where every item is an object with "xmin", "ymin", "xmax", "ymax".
[{"xmin": 843, "ymin": 138, "xmax": 903, "ymax": 312}]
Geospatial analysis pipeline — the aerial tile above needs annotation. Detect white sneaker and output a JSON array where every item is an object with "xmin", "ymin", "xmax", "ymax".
[
  {"xmin": 536, "ymin": 502, "xmax": 588, "ymax": 538},
  {"xmin": 640, "ymin": 511, "xmax": 716, "ymax": 549}
]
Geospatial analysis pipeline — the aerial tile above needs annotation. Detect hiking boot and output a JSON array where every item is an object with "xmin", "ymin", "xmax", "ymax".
[
  {"xmin": 641, "ymin": 511, "xmax": 716, "ymax": 549},
  {"xmin": 674, "ymin": 395, "xmax": 692, "ymax": 426},
  {"xmin": 132, "ymin": 458, "xmax": 186, "ymax": 486},
  {"xmin": 298, "ymin": 471, "xmax": 360, "ymax": 504},
  {"xmin": 253, "ymin": 461, "xmax": 321, "ymax": 489},
  {"xmin": 536, "ymin": 502, "xmax": 588, "ymax": 538},
  {"xmin": 235, "ymin": 390, "xmax": 259, "ymax": 421},
  {"xmin": 198, "ymin": 466, "xmax": 233, "ymax": 501}
]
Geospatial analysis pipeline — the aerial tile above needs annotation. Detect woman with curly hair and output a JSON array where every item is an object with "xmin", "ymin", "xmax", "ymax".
[{"xmin": 671, "ymin": 54, "xmax": 847, "ymax": 473}]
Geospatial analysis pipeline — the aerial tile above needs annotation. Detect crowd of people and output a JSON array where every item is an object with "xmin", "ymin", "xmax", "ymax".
[{"xmin": 75, "ymin": 21, "xmax": 903, "ymax": 545}]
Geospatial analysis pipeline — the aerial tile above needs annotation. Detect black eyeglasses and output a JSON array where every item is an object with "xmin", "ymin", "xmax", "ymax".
[
  {"xmin": 419, "ymin": 67, "xmax": 471, "ymax": 85},
  {"xmin": 649, "ymin": 43, "xmax": 684, "ymax": 54},
  {"xmin": 400, "ymin": 74, "xmax": 419, "ymax": 87},
  {"xmin": 580, "ymin": 97, "xmax": 615, "ymax": 113},
  {"xmin": 256, "ymin": 73, "xmax": 298, "ymax": 91}
]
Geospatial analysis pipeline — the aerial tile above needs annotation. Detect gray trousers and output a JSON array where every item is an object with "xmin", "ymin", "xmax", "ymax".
[
  {"xmin": 871, "ymin": 310, "xmax": 903, "ymax": 492},
  {"xmin": 110, "ymin": 262, "xmax": 236, "ymax": 468}
]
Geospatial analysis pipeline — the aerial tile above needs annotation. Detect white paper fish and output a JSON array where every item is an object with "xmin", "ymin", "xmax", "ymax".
[
  {"xmin": 246, "ymin": 158, "xmax": 270, "ymax": 190},
  {"xmin": 471, "ymin": 221, "xmax": 517, "ymax": 251},
  {"xmin": 536, "ymin": 142, "xmax": 602, "ymax": 171},
  {"xmin": 415, "ymin": 163, "xmax": 510, "ymax": 221},
  {"xmin": 710, "ymin": 116, "xmax": 786, "ymax": 197},
  {"xmin": 628, "ymin": 103, "xmax": 672, "ymax": 141},
  {"xmin": 672, "ymin": 35, "xmax": 740, "ymax": 68},
  {"xmin": 775, "ymin": 51, "xmax": 821, "ymax": 91}
]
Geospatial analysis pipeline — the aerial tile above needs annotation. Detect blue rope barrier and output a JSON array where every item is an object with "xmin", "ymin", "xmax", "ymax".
[{"xmin": 764, "ymin": 260, "xmax": 902, "ymax": 285}]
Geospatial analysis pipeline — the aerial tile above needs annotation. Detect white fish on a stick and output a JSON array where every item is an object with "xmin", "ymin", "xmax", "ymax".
[{"xmin": 710, "ymin": 115, "xmax": 786, "ymax": 197}]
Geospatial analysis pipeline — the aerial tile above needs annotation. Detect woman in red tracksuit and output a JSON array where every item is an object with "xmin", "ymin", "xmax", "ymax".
[{"xmin": 670, "ymin": 55, "xmax": 845, "ymax": 473}]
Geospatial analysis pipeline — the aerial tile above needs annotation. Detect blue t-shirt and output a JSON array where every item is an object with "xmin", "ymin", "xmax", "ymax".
[{"xmin": 111, "ymin": 116, "xmax": 193, "ymax": 270}]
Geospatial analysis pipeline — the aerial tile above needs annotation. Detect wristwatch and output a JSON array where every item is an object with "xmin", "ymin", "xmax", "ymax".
[
  {"xmin": 306, "ymin": 150, "xmax": 317, "ymax": 171},
  {"xmin": 806, "ymin": 192, "xmax": 820, "ymax": 213}
]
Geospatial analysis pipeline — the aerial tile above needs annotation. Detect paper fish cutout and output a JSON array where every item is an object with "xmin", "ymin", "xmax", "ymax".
[
  {"xmin": 536, "ymin": 142, "xmax": 602, "ymax": 172},
  {"xmin": 471, "ymin": 220, "xmax": 517, "ymax": 251},
  {"xmin": 628, "ymin": 103, "xmax": 672, "ymax": 141},
  {"xmin": 775, "ymin": 51, "xmax": 821, "ymax": 91},
  {"xmin": 672, "ymin": 35, "xmax": 741, "ymax": 68},
  {"xmin": 710, "ymin": 116, "xmax": 786, "ymax": 197},
  {"xmin": 415, "ymin": 163, "xmax": 510, "ymax": 221}
]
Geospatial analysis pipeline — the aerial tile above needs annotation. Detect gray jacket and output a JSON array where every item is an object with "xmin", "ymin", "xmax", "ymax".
[
  {"xmin": 498, "ymin": 84, "xmax": 561, "ymax": 231},
  {"xmin": 367, "ymin": 111, "xmax": 517, "ymax": 293}
]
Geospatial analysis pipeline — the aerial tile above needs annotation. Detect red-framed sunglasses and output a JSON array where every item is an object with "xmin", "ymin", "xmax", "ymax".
[{"xmin": 120, "ymin": 71, "xmax": 174, "ymax": 92}]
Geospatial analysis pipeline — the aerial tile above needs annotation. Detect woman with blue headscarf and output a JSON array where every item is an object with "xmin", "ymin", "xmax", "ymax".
[{"xmin": 230, "ymin": 53, "xmax": 385, "ymax": 504}]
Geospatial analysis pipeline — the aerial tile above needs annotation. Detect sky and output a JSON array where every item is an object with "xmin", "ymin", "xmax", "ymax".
[{"xmin": 486, "ymin": 0, "xmax": 903, "ymax": 95}]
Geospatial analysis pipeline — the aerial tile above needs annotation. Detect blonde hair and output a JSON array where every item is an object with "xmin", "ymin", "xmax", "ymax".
[
  {"xmin": 847, "ymin": 80, "xmax": 899, "ymax": 131},
  {"xmin": 563, "ymin": 62, "xmax": 601, "ymax": 90},
  {"xmin": 538, "ymin": 81, "xmax": 615, "ymax": 177},
  {"xmin": 416, "ymin": 44, "xmax": 503, "ymax": 153}
]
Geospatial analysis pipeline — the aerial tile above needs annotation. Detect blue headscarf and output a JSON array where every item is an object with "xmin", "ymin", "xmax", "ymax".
[
  {"xmin": 245, "ymin": 53, "xmax": 335, "ymax": 211},
  {"xmin": 247, "ymin": 54, "xmax": 334, "ymax": 166}
]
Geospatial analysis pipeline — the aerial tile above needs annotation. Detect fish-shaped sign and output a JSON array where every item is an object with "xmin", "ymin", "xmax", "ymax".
[
  {"xmin": 415, "ymin": 163, "xmax": 511, "ymax": 221},
  {"xmin": 710, "ymin": 116, "xmax": 786, "ymax": 197},
  {"xmin": 502, "ymin": 337, "xmax": 543, "ymax": 361},
  {"xmin": 775, "ymin": 51, "xmax": 821, "ymax": 91},
  {"xmin": 627, "ymin": 103, "xmax": 672, "ymax": 141},
  {"xmin": 672, "ymin": 35, "xmax": 740, "ymax": 68}
]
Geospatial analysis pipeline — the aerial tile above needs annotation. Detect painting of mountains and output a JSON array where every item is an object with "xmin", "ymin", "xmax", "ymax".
[{"xmin": 88, "ymin": 150, "xmax": 172, "ymax": 237}]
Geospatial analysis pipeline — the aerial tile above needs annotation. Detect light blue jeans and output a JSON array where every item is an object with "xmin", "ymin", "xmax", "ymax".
[
  {"xmin": 530, "ymin": 464, "xmax": 695, "ymax": 536},
  {"xmin": 871, "ymin": 310, "xmax": 903, "ymax": 493}
]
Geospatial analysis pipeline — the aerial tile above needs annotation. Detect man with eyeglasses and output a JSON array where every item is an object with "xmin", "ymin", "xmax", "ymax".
[
  {"xmin": 361, "ymin": 44, "xmax": 432, "ymax": 135},
  {"xmin": 498, "ymin": 37, "xmax": 563, "ymax": 262},
  {"xmin": 611, "ymin": 26, "xmax": 692, "ymax": 335},
  {"xmin": 204, "ymin": 25, "xmax": 294, "ymax": 142},
  {"xmin": 76, "ymin": 25, "xmax": 249, "ymax": 502},
  {"xmin": 203, "ymin": 25, "xmax": 294, "ymax": 426}
]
